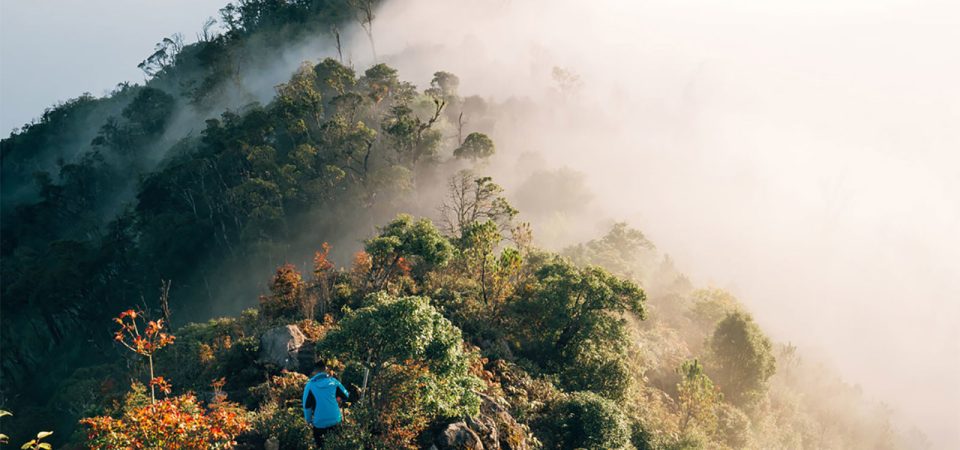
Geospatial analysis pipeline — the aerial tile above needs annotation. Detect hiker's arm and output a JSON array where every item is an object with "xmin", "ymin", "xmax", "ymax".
[
  {"xmin": 336, "ymin": 381, "xmax": 349, "ymax": 405},
  {"xmin": 303, "ymin": 389, "xmax": 316, "ymax": 422}
]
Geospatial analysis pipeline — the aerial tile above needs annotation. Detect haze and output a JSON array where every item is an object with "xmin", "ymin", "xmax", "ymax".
[
  {"xmin": 355, "ymin": 0, "xmax": 959, "ymax": 446},
  {"xmin": 2, "ymin": 0, "xmax": 957, "ymax": 447}
]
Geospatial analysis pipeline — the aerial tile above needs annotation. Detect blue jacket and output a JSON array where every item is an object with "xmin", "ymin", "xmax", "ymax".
[{"xmin": 302, "ymin": 373, "xmax": 349, "ymax": 429}]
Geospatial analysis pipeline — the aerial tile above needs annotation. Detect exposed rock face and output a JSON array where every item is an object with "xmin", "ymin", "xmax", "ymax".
[
  {"xmin": 258, "ymin": 325, "xmax": 306, "ymax": 371},
  {"xmin": 434, "ymin": 393, "xmax": 530, "ymax": 450},
  {"xmin": 437, "ymin": 422, "xmax": 484, "ymax": 450},
  {"xmin": 477, "ymin": 393, "xmax": 529, "ymax": 450}
]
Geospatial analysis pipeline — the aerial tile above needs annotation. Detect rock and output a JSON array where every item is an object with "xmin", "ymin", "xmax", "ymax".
[
  {"xmin": 478, "ymin": 393, "xmax": 529, "ymax": 450},
  {"xmin": 466, "ymin": 415, "xmax": 498, "ymax": 450},
  {"xmin": 258, "ymin": 325, "xmax": 306, "ymax": 371},
  {"xmin": 437, "ymin": 422, "xmax": 484, "ymax": 450},
  {"xmin": 264, "ymin": 436, "xmax": 279, "ymax": 450},
  {"xmin": 435, "ymin": 394, "xmax": 530, "ymax": 450}
]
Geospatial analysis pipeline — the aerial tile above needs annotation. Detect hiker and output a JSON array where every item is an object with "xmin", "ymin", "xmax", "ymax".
[{"xmin": 302, "ymin": 360, "xmax": 349, "ymax": 448}]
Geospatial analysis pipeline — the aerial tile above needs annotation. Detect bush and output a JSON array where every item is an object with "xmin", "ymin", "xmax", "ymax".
[
  {"xmin": 715, "ymin": 403, "xmax": 751, "ymax": 448},
  {"xmin": 251, "ymin": 405, "xmax": 313, "ymax": 450},
  {"xmin": 81, "ymin": 386, "xmax": 251, "ymax": 450},
  {"xmin": 535, "ymin": 391, "xmax": 631, "ymax": 449},
  {"xmin": 249, "ymin": 371, "xmax": 309, "ymax": 409}
]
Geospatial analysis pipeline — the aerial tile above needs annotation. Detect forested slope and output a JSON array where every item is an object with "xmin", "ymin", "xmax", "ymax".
[{"xmin": 0, "ymin": 1, "xmax": 916, "ymax": 448}]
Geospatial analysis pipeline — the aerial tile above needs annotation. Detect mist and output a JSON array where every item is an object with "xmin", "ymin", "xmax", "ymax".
[
  {"xmin": 323, "ymin": 0, "xmax": 959, "ymax": 446},
  {"xmin": 2, "ymin": 0, "xmax": 956, "ymax": 446}
]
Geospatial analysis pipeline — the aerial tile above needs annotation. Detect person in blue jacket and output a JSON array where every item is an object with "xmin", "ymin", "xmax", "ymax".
[{"xmin": 302, "ymin": 360, "xmax": 349, "ymax": 448}]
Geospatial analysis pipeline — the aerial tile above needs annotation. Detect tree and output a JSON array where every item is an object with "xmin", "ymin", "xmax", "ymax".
[
  {"xmin": 439, "ymin": 171, "xmax": 517, "ymax": 240},
  {"xmin": 112, "ymin": 309, "xmax": 176, "ymax": 403},
  {"xmin": 688, "ymin": 288, "xmax": 742, "ymax": 330},
  {"xmin": 384, "ymin": 100, "xmax": 445, "ymax": 165},
  {"xmin": 676, "ymin": 359, "xmax": 721, "ymax": 434},
  {"xmin": 564, "ymin": 222, "xmax": 655, "ymax": 279},
  {"xmin": 314, "ymin": 58, "xmax": 357, "ymax": 97},
  {"xmin": 138, "ymin": 34, "xmax": 184, "ymax": 77},
  {"xmin": 536, "ymin": 391, "xmax": 631, "ymax": 450},
  {"xmin": 259, "ymin": 264, "xmax": 309, "ymax": 321},
  {"xmin": 707, "ymin": 312, "xmax": 776, "ymax": 407},
  {"xmin": 453, "ymin": 132, "xmax": 495, "ymax": 161},
  {"xmin": 509, "ymin": 258, "xmax": 645, "ymax": 400},
  {"xmin": 426, "ymin": 71, "xmax": 460, "ymax": 99},
  {"xmin": 349, "ymin": 0, "xmax": 378, "ymax": 61},
  {"xmin": 316, "ymin": 294, "xmax": 481, "ymax": 443},
  {"xmin": 363, "ymin": 214, "xmax": 453, "ymax": 290},
  {"xmin": 459, "ymin": 220, "xmax": 523, "ymax": 309}
]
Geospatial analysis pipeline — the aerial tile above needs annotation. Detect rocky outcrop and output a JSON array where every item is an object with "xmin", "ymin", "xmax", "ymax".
[
  {"xmin": 436, "ymin": 422, "xmax": 484, "ymax": 450},
  {"xmin": 257, "ymin": 325, "xmax": 306, "ymax": 371},
  {"xmin": 433, "ymin": 393, "xmax": 530, "ymax": 450}
]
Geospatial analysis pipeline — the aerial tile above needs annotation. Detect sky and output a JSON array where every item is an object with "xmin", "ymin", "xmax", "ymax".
[
  {"xmin": 0, "ymin": 0, "xmax": 226, "ymax": 133},
  {"xmin": 2, "ymin": 0, "xmax": 958, "ymax": 447}
]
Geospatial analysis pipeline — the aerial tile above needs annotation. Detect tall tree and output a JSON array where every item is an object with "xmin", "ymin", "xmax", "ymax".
[{"xmin": 707, "ymin": 312, "xmax": 776, "ymax": 407}]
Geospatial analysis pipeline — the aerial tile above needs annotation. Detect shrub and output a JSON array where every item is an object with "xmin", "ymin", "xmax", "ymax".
[
  {"xmin": 81, "ymin": 388, "xmax": 251, "ymax": 449},
  {"xmin": 249, "ymin": 371, "xmax": 309, "ymax": 409},
  {"xmin": 535, "ymin": 391, "xmax": 631, "ymax": 449},
  {"xmin": 251, "ymin": 405, "xmax": 312, "ymax": 450}
]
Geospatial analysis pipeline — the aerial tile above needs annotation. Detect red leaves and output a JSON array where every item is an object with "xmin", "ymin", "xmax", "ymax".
[
  {"xmin": 113, "ymin": 310, "xmax": 175, "ymax": 357},
  {"xmin": 81, "ymin": 393, "xmax": 251, "ymax": 450},
  {"xmin": 313, "ymin": 242, "xmax": 335, "ymax": 275},
  {"xmin": 150, "ymin": 377, "xmax": 172, "ymax": 396}
]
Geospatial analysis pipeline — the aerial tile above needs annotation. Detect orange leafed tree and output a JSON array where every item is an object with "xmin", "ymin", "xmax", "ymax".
[
  {"xmin": 113, "ymin": 309, "xmax": 175, "ymax": 403},
  {"xmin": 260, "ymin": 264, "xmax": 309, "ymax": 320},
  {"xmin": 313, "ymin": 242, "xmax": 336, "ymax": 316}
]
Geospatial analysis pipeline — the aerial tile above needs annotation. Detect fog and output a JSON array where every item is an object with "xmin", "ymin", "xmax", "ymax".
[
  {"xmin": 2, "ymin": 0, "xmax": 956, "ymax": 446},
  {"xmin": 339, "ymin": 0, "xmax": 959, "ymax": 446}
]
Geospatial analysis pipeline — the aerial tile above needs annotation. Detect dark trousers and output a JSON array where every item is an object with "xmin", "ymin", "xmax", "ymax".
[{"xmin": 312, "ymin": 425, "xmax": 337, "ymax": 449}]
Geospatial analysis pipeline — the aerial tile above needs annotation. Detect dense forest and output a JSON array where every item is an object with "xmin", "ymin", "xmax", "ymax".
[{"xmin": 0, "ymin": 0, "xmax": 922, "ymax": 448}]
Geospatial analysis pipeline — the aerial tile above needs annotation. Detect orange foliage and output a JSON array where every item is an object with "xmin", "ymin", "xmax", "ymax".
[
  {"xmin": 313, "ymin": 242, "xmax": 335, "ymax": 275},
  {"xmin": 351, "ymin": 251, "xmax": 373, "ymax": 286},
  {"xmin": 374, "ymin": 363, "xmax": 432, "ymax": 449},
  {"xmin": 396, "ymin": 256, "xmax": 412, "ymax": 276},
  {"xmin": 113, "ymin": 310, "xmax": 175, "ymax": 357},
  {"xmin": 297, "ymin": 317, "xmax": 333, "ymax": 341},
  {"xmin": 260, "ymin": 264, "xmax": 307, "ymax": 319},
  {"xmin": 81, "ymin": 392, "xmax": 250, "ymax": 450},
  {"xmin": 269, "ymin": 264, "xmax": 305, "ymax": 299},
  {"xmin": 150, "ymin": 377, "xmax": 172, "ymax": 396}
]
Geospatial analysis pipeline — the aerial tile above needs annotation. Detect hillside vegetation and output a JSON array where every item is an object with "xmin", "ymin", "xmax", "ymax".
[{"xmin": 0, "ymin": 0, "xmax": 915, "ymax": 448}]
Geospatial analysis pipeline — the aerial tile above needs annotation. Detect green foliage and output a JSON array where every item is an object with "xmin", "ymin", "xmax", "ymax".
[
  {"xmin": 364, "ymin": 214, "xmax": 453, "ymax": 289},
  {"xmin": 454, "ymin": 132, "xmax": 495, "ymax": 161},
  {"xmin": 707, "ymin": 312, "xmax": 776, "ymax": 407},
  {"xmin": 687, "ymin": 288, "xmax": 741, "ymax": 330},
  {"xmin": 675, "ymin": 359, "xmax": 721, "ymax": 435},
  {"xmin": 318, "ymin": 294, "xmax": 480, "ymax": 416},
  {"xmin": 510, "ymin": 257, "xmax": 645, "ymax": 400},
  {"xmin": 564, "ymin": 222, "xmax": 655, "ymax": 280},
  {"xmin": 715, "ymin": 403, "xmax": 751, "ymax": 448},
  {"xmin": 154, "ymin": 316, "xmax": 260, "ymax": 396},
  {"xmin": 536, "ymin": 391, "xmax": 632, "ymax": 450},
  {"xmin": 0, "ymin": 1, "xmax": 921, "ymax": 447},
  {"xmin": 251, "ymin": 406, "xmax": 313, "ymax": 450},
  {"xmin": 317, "ymin": 294, "xmax": 481, "ymax": 447}
]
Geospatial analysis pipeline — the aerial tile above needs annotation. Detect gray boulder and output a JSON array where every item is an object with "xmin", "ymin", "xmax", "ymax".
[
  {"xmin": 258, "ymin": 325, "xmax": 306, "ymax": 371},
  {"xmin": 437, "ymin": 422, "xmax": 484, "ymax": 450}
]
